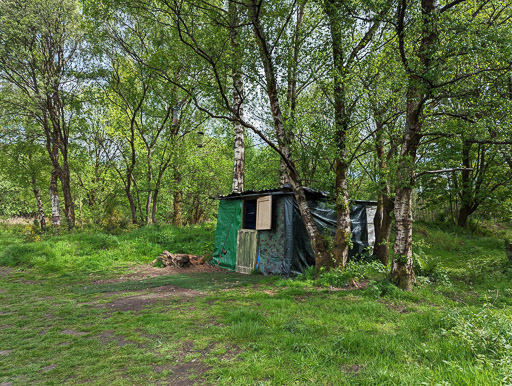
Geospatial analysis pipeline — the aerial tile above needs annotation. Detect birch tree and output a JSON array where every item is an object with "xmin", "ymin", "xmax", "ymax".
[
  {"xmin": 391, "ymin": 0, "xmax": 512, "ymax": 289},
  {"xmin": 0, "ymin": 0, "xmax": 83, "ymax": 228}
]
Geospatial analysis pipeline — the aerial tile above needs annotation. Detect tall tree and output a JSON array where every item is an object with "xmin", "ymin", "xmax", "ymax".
[
  {"xmin": 0, "ymin": 0, "xmax": 82, "ymax": 228},
  {"xmin": 392, "ymin": 0, "xmax": 512, "ymax": 289},
  {"xmin": 322, "ymin": 0, "xmax": 390, "ymax": 268},
  {"xmin": 229, "ymin": 1, "xmax": 246, "ymax": 193}
]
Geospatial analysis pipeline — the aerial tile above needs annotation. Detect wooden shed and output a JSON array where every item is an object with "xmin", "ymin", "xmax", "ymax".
[{"xmin": 211, "ymin": 186, "xmax": 377, "ymax": 276}]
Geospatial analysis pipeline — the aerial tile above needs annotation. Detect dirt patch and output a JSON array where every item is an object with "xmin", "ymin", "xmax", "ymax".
[
  {"xmin": 342, "ymin": 364, "xmax": 362, "ymax": 376},
  {"xmin": 0, "ymin": 350, "xmax": 12, "ymax": 356},
  {"xmin": 326, "ymin": 280, "xmax": 369, "ymax": 292},
  {"xmin": 0, "ymin": 267, "xmax": 12, "ymax": 278},
  {"xmin": 262, "ymin": 289, "xmax": 277, "ymax": 297},
  {"xmin": 14, "ymin": 280, "xmax": 41, "ymax": 285},
  {"xmin": 382, "ymin": 302, "xmax": 411, "ymax": 314},
  {"xmin": 153, "ymin": 340, "xmax": 241, "ymax": 385},
  {"xmin": 155, "ymin": 361, "xmax": 211, "ymax": 386},
  {"xmin": 101, "ymin": 285, "xmax": 202, "ymax": 312},
  {"xmin": 61, "ymin": 329, "xmax": 87, "ymax": 336},
  {"xmin": 93, "ymin": 331, "xmax": 138, "ymax": 347},
  {"xmin": 93, "ymin": 263, "xmax": 225, "ymax": 285},
  {"xmin": 43, "ymin": 364, "xmax": 57, "ymax": 372}
]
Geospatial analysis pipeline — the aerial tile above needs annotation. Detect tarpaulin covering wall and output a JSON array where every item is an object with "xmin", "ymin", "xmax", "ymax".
[
  {"xmin": 258, "ymin": 198, "xmax": 287, "ymax": 275},
  {"xmin": 280, "ymin": 200, "xmax": 371, "ymax": 276},
  {"xmin": 211, "ymin": 200, "xmax": 242, "ymax": 270},
  {"xmin": 349, "ymin": 204, "xmax": 369, "ymax": 257}
]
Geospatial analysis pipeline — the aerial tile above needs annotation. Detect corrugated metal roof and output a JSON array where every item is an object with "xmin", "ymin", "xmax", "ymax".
[
  {"xmin": 210, "ymin": 184, "xmax": 330, "ymax": 201},
  {"xmin": 211, "ymin": 185, "xmax": 378, "ymax": 206}
]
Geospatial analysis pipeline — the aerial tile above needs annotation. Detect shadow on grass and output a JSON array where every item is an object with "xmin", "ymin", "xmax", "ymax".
[{"xmin": 72, "ymin": 272, "xmax": 269, "ymax": 295}]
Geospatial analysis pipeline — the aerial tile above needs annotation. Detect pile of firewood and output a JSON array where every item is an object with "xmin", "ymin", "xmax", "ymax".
[{"xmin": 153, "ymin": 251, "xmax": 205, "ymax": 268}]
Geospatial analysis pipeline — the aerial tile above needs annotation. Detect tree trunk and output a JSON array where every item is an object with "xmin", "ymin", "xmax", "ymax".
[
  {"xmin": 59, "ymin": 160, "xmax": 75, "ymax": 229},
  {"xmin": 146, "ymin": 191, "xmax": 153, "ymax": 225},
  {"xmin": 229, "ymin": 0, "xmax": 245, "ymax": 194},
  {"xmin": 172, "ymin": 191, "xmax": 183, "ymax": 226},
  {"xmin": 126, "ymin": 185, "xmax": 137, "ymax": 225},
  {"xmin": 457, "ymin": 206, "xmax": 470, "ymax": 228},
  {"xmin": 458, "ymin": 140, "xmax": 473, "ymax": 227},
  {"xmin": 325, "ymin": 0, "xmax": 351, "ymax": 268},
  {"xmin": 152, "ymin": 185, "xmax": 160, "ymax": 224},
  {"xmin": 290, "ymin": 177, "xmax": 331, "ymax": 268},
  {"xmin": 391, "ymin": 183, "xmax": 416, "ymax": 290},
  {"xmin": 232, "ymin": 121, "xmax": 245, "ymax": 193},
  {"xmin": 173, "ymin": 171, "xmax": 183, "ymax": 226},
  {"xmin": 374, "ymin": 196, "xmax": 393, "ymax": 266},
  {"xmin": 32, "ymin": 178, "xmax": 46, "ymax": 229},
  {"xmin": 333, "ymin": 160, "xmax": 351, "ymax": 268},
  {"xmin": 49, "ymin": 170, "xmax": 61, "ymax": 227},
  {"xmin": 248, "ymin": 1, "xmax": 330, "ymax": 268},
  {"xmin": 373, "ymin": 127, "xmax": 393, "ymax": 265},
  {"xmin": 390, "ymin": 81, "xmax": 424, "ymax": 291},
  {"xmin": 279, "ymin": 154, "xmax": 291, "ymax": 186},
  {"xmin": 145, "ymin": 148, "xmax": 154, "ymax": 225},
  {"xmin": 391, "ymin": 0, "xmax": 438, "ymax": 290}
]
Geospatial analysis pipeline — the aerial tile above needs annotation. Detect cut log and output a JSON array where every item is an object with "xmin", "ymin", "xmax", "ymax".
[
  {"xmin": 155, "ymin": 251, "xmax": 191, "ymax": 268},
  {"xmin": 153, "ymin": 251, "xmax": 205, "ymax": 268},
  {"xmin": 189, "ymin": 255, "xmax": 205, "ymax": 265}
]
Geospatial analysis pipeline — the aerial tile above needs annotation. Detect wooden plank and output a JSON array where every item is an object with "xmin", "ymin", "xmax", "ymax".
[
  {"xmin": 256, "ymin": 195, "xmax": 272, "ymax": 230},
  {"xmin": 235, "ymin": 229, "xmax": 258, "ymax": 274}
]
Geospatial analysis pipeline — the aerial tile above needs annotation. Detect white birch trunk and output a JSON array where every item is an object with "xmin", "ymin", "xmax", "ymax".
[
  {"xmin": 230, "ymin": 0, "xmax": 245, "ymax": 193},
  {"xmin": 49, "ymin": 172, "xmax": 61, "ymax": 227}
]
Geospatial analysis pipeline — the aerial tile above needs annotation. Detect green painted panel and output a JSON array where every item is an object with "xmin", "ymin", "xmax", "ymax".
[{"xmin": 212, "ymin": 200, "xmax": 242, "ymax": 270}]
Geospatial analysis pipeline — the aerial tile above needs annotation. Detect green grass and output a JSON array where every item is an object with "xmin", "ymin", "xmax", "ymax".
[
  {"xmin": 73, "ymin": 272, "xmax": 272, "ymax": 295},
  {"xmin": 1, "ymin": 221, "xmax": 512, "ymax": 384},
  {"xmin": 0, "ymin": 223, "xmax": 216, "ymax": 274}
]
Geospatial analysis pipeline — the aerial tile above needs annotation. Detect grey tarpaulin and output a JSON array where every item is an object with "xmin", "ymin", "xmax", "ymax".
[
  {"xmin": 283, "ymin": 199, "xmax": 373, "ymax": 276},
  {"xmin": 349, "ymin": 204, "xmax": 369, "ymax": 257}
]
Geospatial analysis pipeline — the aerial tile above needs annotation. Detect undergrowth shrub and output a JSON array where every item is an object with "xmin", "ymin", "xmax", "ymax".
[
  {"xmin": 364, "ymin": 280, "xmax": 403, "ymax": 299},
  {"xmin": 296, "ymin": 266, "xmax": 317, "ymax": 281},
  {"xmin": 427, "ymin": 229, "xmax": 463, "ymax": 251},
  {"xmin": 442, "ymin": 306, "xmax": 512, "ymax": 383},
  {"xmin": 22, "ymin": 224, "xmax": 42, "ymax": 243},
  {"xmin": 413, "ymin": 248, "xmax": 451, "ymax": 286},
  {"xmin": 313, "ymin": 260, "xmax": 388, "ymax": 288},
  {"xmin": 0, "ymin": 223, "xmax": 217, "ymax": 273}
]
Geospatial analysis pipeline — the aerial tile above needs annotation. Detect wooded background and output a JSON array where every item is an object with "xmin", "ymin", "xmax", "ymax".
[{"xmin": 0, "ymin": 0, "xmax": 511, "ymax": 288}]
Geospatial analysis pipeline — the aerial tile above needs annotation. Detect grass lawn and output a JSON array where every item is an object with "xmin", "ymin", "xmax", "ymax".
[{"xmin": 0, "ymin": 222, "xmax": 511, "ymax": 384}]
